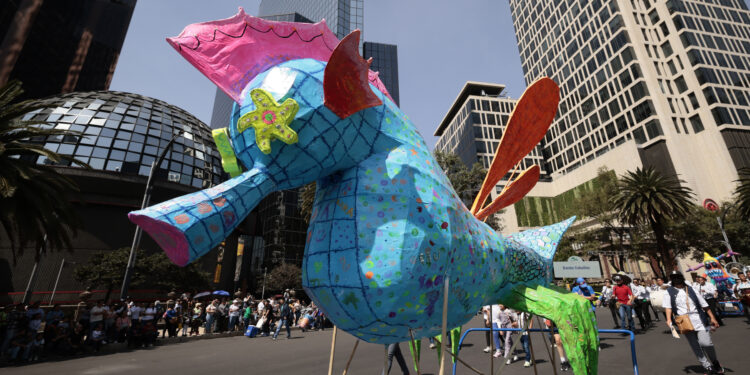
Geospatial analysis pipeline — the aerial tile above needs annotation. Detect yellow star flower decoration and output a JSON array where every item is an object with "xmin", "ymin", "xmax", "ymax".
[{"xmin": 237, "ymin": 88, "xmax": 299, "ymax": 154}]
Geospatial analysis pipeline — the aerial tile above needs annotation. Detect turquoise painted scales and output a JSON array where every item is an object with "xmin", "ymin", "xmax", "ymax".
[{"xmin": 128, "ymin": 10, "xmax": 598, "ymax": 374}]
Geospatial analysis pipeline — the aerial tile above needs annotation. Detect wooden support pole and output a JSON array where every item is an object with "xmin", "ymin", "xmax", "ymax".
[
  {"xmin": 438, "ymin": 277, "xmax": 449, "ymax": 375},
  {"xmin": 342, "ymin": 340, "xmax": 359, "ymax": 375},
  {"xmin": 327, "ymin": 326, "xmax": 338, "ymax": 375},
  {"xmin": 528, "ymin": 319, "xmax": 539, "ymax": 375}
]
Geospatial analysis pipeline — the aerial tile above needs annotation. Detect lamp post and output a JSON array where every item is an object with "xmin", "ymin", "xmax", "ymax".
[
  {"xmin": 703, "ymin": 198, "xmax": 737, "ymax": 263},
  {"xmin": 120, "ymin": 133, "xmax": 181, "ymax": 301}
]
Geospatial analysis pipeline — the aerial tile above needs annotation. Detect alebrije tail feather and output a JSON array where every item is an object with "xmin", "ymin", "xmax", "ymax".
[
  {"xmin": 507, "ymin": 216, "xmax": 576, "ymax": 261},
  {"xmin": 502, "ymin": 284, "xmax": 599, "ymax": 375}
]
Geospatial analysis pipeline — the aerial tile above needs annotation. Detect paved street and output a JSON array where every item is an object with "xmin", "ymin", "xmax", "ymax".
[{"xmin": 4, "ymin": 309, "xmax": 749, "ymax": 374}]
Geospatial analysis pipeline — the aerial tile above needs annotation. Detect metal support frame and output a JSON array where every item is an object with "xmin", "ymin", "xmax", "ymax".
[{"xmin": 453, "ymin": 328, "xmax": 639, "ymax": 375}]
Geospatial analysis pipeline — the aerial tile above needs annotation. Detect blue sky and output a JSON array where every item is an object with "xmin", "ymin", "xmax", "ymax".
[{"xmin": 107, "ymin": 1, "xmax": 528, "ymax": 147}]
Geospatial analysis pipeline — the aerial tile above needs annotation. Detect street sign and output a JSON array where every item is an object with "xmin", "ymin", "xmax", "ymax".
[
  {"xmin": 553, "ymin": 261, "xmax": 602, "ymax": 278},
  {"xmin": 703, "ymin": 198, "xmax": 719, "ymax": 212}
]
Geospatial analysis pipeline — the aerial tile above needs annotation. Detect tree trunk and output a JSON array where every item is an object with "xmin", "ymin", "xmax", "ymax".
[
  {"xmin": 646, "ymin": 252, "xmax": 663, "ymax": 278},
  {"xmin": 650, "ymin": 219, "xmax": 674, "ymax": 275},
  {"xmin": 104, "ymin": 282, "xmax": 113, "ymax": 303}
]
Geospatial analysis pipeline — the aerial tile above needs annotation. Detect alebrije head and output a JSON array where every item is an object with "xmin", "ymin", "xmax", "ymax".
[{"xmin": 167, "ymin": 8, "xmax": 396, "ymax": 187}]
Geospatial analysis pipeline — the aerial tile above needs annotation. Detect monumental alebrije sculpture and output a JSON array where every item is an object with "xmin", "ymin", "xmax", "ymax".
[{"xmin": 128, "ymin": 9, "xmax": 598, "ymax": 374}]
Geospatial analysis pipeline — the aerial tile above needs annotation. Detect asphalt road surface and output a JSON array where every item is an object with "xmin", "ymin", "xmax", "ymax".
[{"xmin": 5, "ymin": 309, "xmax": 749, "ymax": 374}]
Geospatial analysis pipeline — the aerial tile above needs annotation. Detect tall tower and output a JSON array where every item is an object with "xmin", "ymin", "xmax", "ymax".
[
  {"xmin": 508, "ymin": 0, "xmax": 750, "ymax": 204},
  {"xmin": 0, "ymin": 0, "xmax": 137, "ymax": 100},
  {"xmin": 259, "ymin": 0, "xmax": 364, "ymax": 40}
]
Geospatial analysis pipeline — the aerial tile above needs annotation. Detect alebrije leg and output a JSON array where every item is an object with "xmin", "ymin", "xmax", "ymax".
[
  {"xmin": 502, "ymin": 284, "xmax": 599, "ymax": 375},
  {"xmin": 407, "ymin": 333, "xmax": 421, "ymax": 373}
]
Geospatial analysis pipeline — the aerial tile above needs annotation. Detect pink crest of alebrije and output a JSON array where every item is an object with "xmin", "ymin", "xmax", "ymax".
[
  {"xmin": 166, "ymin": 7, "xmax": 339, "ymax": 104},
  {"xmin": 167, "ymin": 7, "xmax": 396, "ymax": 105}
]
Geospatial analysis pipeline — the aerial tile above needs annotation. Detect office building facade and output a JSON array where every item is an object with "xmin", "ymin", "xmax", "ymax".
[
  {"xmin": 504, "ymin": 0, "xmax": 750, "ymax": 232},
  {"xmin": 259, "ymin": 0, "xmax": 363, "ymax": 40},
  {"xmin": 434, "ymin": 82, "xmax": 549, "ymax": 202},
  {"xmin": 0, "ymin": 0, "xmax": 136, "ymax": 100}
]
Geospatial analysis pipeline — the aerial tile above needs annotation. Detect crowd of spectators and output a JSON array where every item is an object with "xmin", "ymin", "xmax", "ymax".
[{"xmin": 0, "ymin": 289, "xmax": 328, "ymax": 365}]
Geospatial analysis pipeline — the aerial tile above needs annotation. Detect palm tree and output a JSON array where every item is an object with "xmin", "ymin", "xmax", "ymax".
[
  {"xmin": 0, "ymin": 80, "xmax": 86, "ymax": 262},
  {"xmin": 612, "ymin": 166, "xmax": 694, "ymax": 277},
  {"xmin": 736, "ymin": 168, "xmax": 750, "ymax": 221}
]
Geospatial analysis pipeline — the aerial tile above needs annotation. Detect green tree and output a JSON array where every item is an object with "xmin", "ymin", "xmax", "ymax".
[
  {"xmin": 735, "ymin": 169, "xmax": 750, "ymax": 221},
  {"xmin": 74, "ymin": 247, "xmax": 138, "ymax": 302},
  {"xmin": 74, "ymin": 247, "xmax": 211, "ymax": 301},
  {"xmin": 0, "ymin": 80, "xmax": 87, "ymax": 262},
  {"xmin": 613, "ymin": 167, "xmax": 694, "ymax": 277},
  {"xmin": 261, "ymin": 262, "xmax": 302, "ymax": 295},
  {"xmin": 433, "ymin": 151, "xmax": 502, "ymax": 231}
]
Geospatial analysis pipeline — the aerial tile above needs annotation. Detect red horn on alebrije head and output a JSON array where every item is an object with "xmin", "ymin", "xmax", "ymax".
[{"xmin": 323, "ymin": 30, "xmax": 383, "ymax": 119}]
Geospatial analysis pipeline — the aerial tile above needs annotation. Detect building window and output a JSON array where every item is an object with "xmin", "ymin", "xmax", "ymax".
[{"xmin": 689, "ymin": 114, "xmax": 704, "ymax": 133}]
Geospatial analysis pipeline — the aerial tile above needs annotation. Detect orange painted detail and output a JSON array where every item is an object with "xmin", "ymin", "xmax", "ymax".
[
  {"xmin": 174, "ymin": 214, "xmax": 190, "ymax": 225},
  {"xmin": 197, "ymin": 203, "xmax": 213, "ymax": 214},
  {"xmin": 475, "ymin": 166, "xmax": 540, "ymax": 222},
  {"xmin": 323, "ymin": 30, "xmax": 382, "ymax": 119},
  {"xmin": 365, "ymin": 271, "xmax": 374, "ymax": 279},
  {"xmin": 470, "ymin": 77, "xmax": 559, "ymax": 215}
]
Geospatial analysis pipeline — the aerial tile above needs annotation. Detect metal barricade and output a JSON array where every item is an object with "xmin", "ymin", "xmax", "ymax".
[{"xmin": 453, "ymin": 328, "xmax": 638, "ymax": 375}]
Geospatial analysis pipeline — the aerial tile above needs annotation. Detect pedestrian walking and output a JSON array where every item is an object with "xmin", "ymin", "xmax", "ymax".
[
  {"xmin": 612, "ymin": 275, "xmax": 636, "ymax": 333},
  {"xmin": 693, "ymin": 275, "xmax": 724, "ymax": 326},
  {"xmin": 663, "ymin": 271, "xmax": 724, "ymax": 374},
  {"xmin": 599, "ymin": 279, "xmax": 620, "ymax": 328},
  {"xmin": 272, "ymin": 298, "xmax": 292, "ymax": 340},
  {"xmin": 631, "ymin": 279, "xmax": 652, "ymax": 330},
  {"xmin": 382, "ymin": 342, "xmax": 410, "ymax": 375}
]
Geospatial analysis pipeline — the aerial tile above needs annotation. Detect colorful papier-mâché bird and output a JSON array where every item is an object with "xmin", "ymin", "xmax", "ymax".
[{"xmin": 128, "ymin": 9, "xmax": 598, "ymax": 374}]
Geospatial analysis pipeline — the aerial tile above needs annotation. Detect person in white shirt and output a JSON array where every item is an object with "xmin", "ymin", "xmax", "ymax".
[
  {"xmin": 90, "ymin": 300, "xmax": 106, "ymax": 336},
  {"xmin": 630, "ymin": 279, "xmax": 652, "ymax": 330},
  {"xmin": 129, "ymin": 303, "xmax": 144, "ymax": 325},
  {"xmin": 228, "ymin": 300, "xmax": 241, "ymax": 332},
  {"xmin": 141, "ymin": 303, "xmax": 157, "ymax": 324},
  {"xmin": 663, "ymin": 272, "xmax": 724, "ymax": 374},
  {"xmin": 733, "ymin": 272, "xmax": 750, "ymax": 323},
  {"xmin": 599, "ymin": 279, "xmax": 620, "ymax": 328},
  {"xmin": 693, "ymin": 275, "xmax": 723, "ymax": 326},
  {"xmin": 480, "ymin": 305, "xmax": 493, "ymax": 353}
]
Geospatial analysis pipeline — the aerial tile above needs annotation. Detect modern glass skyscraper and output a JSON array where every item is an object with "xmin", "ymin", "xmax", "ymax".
[
  {"xmin": 508, "ymin": 0, "xmax": 750, "ymax": 213},
  {"xmin": 363, "ymin": 42, "xmax": 400, "ymax": 105},
  {"xmin": 259, "ymin": 0, "xmax": 363, "ymax": 40},
  {"xmin": 0, "ymin": 0, "xmax": 136, "ymax": 100}
]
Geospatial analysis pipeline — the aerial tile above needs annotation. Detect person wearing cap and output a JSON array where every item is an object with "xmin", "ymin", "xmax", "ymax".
[
  {"xmin": 693, "ymin": 274, "xmax": 723, "ymax": 326},
  {"xmin": 663, "ymin": 271, "xmax": 724, "ymax": 374},
  {"xmin": 228, "ymin": 299, "xmax": 241, "ymax": 332},
  {"xmin": 612, "ymin": 275, "xmax": 636, "ymax": 333},
  {"xmin": 571, "ymin": 277, "xmax": 597, "ymax": 305}
]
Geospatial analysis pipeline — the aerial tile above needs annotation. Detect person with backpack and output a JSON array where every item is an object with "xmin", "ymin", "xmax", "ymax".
[
  {"xmin": 273, "ymin": 298, "xmax": 293, "ymax": 340},
  {"xmin": 663, "ymin": 271, "xmax": 724, "ymax": 375}
]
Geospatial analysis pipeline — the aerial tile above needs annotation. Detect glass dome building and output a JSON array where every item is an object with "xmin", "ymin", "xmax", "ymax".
[
  {"xmin": 1, "ymin": 91, "xmax": 232, "ymax": 304},
  {"xmin": 24, "ymin": 90, "xmax": 223, "ymax": 188}
]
